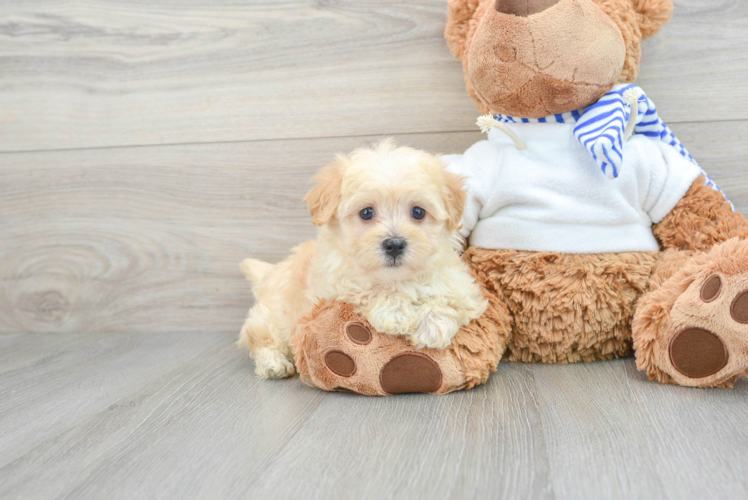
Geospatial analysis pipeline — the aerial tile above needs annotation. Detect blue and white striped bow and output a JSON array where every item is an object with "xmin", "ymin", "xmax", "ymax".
[{"xmin": 573, "ymin": 84, "xmax": 698, "ymax": 180}]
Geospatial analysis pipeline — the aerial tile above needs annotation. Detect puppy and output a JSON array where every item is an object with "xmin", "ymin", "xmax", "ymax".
[{"xmin": 240, "ymin": 140, "xmax": 488, "ymax": 378}]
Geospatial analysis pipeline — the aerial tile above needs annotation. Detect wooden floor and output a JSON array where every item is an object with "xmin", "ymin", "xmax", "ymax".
[
  {"xmin": 1, "ymin": 1, "xmax": 748, "ymax": 498},
  {"xmin": 0, "ymin": 332, "xmax": 746, "ymax": 500}
]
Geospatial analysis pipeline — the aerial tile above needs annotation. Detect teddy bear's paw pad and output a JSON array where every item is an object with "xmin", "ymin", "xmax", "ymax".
[
  {"xmin": 700, "ymin": 275, "xmax": 723, "ymax": 302},
  {"xmin": 669, "ymin": 328, "xmax": 728, "ymax": 379},
  {"xmin": 346, "ymin": 322, "xmax": 372, "ymax": 344},
  {"xmin": 325, "ymin": 350, "xmax": 356, "ymax": 377},
  {"xmin": 730, "ymin": 290, "xmax": 748, "ymax": 323},
  {"xmin": 379, "ymin": 352, "xmax": 442, "ymax": 394}
]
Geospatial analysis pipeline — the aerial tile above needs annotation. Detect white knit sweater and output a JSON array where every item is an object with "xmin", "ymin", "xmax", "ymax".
[{"xmin": 444, "ymin": 122, "xmax": 701, "ymax": 254}]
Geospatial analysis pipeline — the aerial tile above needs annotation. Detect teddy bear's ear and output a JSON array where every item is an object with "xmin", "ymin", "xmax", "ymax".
[
  {"xmin": 445, "ymin": 0, "xmax": 482, "ymax": 59},
  {"xmin": 632, "ymin": 0, "xmax": 674, "ymax": 39}
]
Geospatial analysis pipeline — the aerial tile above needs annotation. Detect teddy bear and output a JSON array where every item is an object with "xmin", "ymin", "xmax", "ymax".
[{"xmin": 289, "ymin": 0, "xmax": 748, "ymax": 395}]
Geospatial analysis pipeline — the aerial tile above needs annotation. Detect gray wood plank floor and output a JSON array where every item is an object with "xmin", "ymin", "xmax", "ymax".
[
  {"xmin": 0, "ymin": 333, "xmax": 746, "ymax": 500},
  {"xmin": 2, "ymin": 0, "xmax": 748, "ymax": 498}
]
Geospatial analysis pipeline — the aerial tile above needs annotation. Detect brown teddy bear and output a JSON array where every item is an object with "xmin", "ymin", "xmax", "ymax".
[{"xmin": 290, "ymin": 0, "xmax": 748, "ymax": 395}]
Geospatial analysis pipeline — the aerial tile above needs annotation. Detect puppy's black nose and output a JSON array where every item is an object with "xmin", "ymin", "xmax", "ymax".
[{"xmin": 382, "ymin": 237, "xmax": 407, "ymax": 258}]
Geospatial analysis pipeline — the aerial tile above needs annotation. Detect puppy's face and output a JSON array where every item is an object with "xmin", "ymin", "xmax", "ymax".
[{"xmin": 305, "ymin": 140, "xmax": 466, "ymax": 281}]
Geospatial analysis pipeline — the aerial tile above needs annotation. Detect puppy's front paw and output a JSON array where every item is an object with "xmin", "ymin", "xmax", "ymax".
[
  {"xmin": 409, "ymin": 310, "xmax": 461, "ymax": 350},
  {"xmin": 253, "ymin": 347, "xmax": 296, "ymax": 378},
  {"xmin": 367, "ymin": 302, "xmax": 419, "ymax": 337}
]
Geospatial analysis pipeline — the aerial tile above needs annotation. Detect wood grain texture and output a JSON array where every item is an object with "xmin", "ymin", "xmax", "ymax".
[
  {"xmin": 533, "ymin": 361, "xmax": 748, "ymax": 499},
  {"xmin": 0, "ymin": 0, "xmax": 747, "ymax": 152},
  {"xmin": 0, "ymin": 334, "xmax": 746, "ymax": 500},
  {"xmin": 2, "ymin": 123, "xmax": 747, "ymax": 334},
  {"xmin": 0, "ymin": 332, "xmax": 225, "ymax": 467}
]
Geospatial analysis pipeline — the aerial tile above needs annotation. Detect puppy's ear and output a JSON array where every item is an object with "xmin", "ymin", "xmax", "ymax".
[
  {"xmin": 304, "ymin": 156, "xmax": 346, "ymax": 226},
  {"xmin": 442, "ymin": 169, "xmax": 467, "ymax": 232}
]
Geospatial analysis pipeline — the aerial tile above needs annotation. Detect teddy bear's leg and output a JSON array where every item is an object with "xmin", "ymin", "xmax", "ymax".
[
  {"xmin": 290, "ymin": 282, "xmax": 512, "ymax": 396},
  {"xmin": 633, "ymin": 174, "xmax": 748, "ymax": 387},
  {"xmin": 632, "ymin": 240, "xmax": 748, "ymax": 387}
]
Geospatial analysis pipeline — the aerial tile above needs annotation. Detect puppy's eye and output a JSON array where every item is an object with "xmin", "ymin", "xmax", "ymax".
[
  {"xmin": 359, "ymin": 207, "xmax": 375, "ymax": 221},
  {"xmin": 411, "ymin": 207, "xmax": 426, "ymax": 220}
]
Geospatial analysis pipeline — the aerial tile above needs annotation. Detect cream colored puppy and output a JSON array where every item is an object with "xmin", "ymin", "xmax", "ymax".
[{"xmin": 240, "ymin": 140, "xmax": 488, "ymax": 378}]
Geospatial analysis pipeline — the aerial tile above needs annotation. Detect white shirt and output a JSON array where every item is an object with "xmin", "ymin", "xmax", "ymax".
[{"xmin": 444, "ymin": 122, "xmax": 702, "ymax": 254}]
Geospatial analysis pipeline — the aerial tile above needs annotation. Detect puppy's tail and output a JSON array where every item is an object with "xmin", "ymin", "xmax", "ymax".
[{"xmin": 240, "ymin": 258, "xmax": 275, "ymax": 289}]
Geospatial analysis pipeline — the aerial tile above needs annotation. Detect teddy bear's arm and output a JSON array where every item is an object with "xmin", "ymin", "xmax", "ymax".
[{"xmin": 653, "ymin": 175, "xmax": 748, "ymax": 252}]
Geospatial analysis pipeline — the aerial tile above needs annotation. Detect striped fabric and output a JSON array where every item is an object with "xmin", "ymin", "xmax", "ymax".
[
  {"xmin": 574, "ymin": 84, "xmax": 697, "ymax": 179},
  {"xmin": 489, "ymin": 84, "xmax": 730, "ymax": 207},
  {"xmin": 490, "ymin": 110, "xmax": 583, "ymax": 125}
]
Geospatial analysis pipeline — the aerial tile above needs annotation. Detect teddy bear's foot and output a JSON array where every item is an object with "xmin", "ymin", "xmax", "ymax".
[
  {"xmin": 290, "ymin": 294, "xmax": 510, "ymax": 396},
  {"xmin": 291, "ymin": 303, "xmax": 463, "ymax": 395},
  {"xmin": 633, "ymin": 239, "xmax": 748, "ymax": 387}
]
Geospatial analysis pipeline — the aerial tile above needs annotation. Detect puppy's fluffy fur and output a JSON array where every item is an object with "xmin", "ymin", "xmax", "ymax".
[{"xmin": 240, "ymin": 140, "xmax": 488, "ymax": 378}]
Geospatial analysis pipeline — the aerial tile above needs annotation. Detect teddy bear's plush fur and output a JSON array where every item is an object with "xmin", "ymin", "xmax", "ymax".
[{"xmin": 290, "ymin": 0, "xmax": 748, "ymax": 394}]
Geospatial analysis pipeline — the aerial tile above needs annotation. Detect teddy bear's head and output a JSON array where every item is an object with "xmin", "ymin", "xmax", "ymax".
[{"xmin": 446, "ymin": 0, "xmax": 673, "ymax": 118}]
